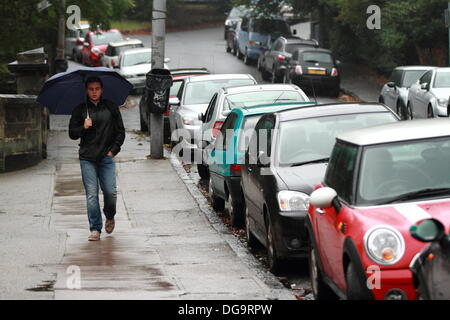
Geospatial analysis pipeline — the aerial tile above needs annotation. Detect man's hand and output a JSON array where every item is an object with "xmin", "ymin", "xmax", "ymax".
[
  {"xmin": 107, "ymin": 151, "xmax": 114, "ymax": 158},
  {"xmin": 84, "ymin": 118, "xmax": 93, "ymax": 129}
]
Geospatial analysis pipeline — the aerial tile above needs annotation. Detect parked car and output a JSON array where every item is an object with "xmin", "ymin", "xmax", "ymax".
[
  {"xmin": 226, "ymin": 20, "xmax": 239, "ymax": 55},
  {"xmin": 285, "ymin": 47, "xmax": 341, "ymax": 97},
  {"xmin": 243, "ymin": 103, "xmax": 399, "ymax": 273},
  {"xmin": 114, "ymin": 48, "xmax": 170, "ymax": 91},
  {"xmin": 224, "ymin": 5, "xmax": 249, "ymax": 40},
  {"xmin": 379, "ymin": 66, "xmax": 433, "ymax": 119},
  {"xmin": 208, "ymin": 102, "xmax": 315, "ymax": 227},
  {"xmin": 82, "ymin": 29, "xmax": 124, "ymax": 66},
  {"xmin": 259, "ymin": 36, "xmax": 319, "ymax": 83},
  {"xmin": 236, "ymin": 16, "xmax": 292, "ymax": 65},
  {"xmin": 102, "ymin": 39, "xmax": 144, "ymax": 68},
  {"xmin": 65, "ymin": 22, "xmax": 90, "ymax": 62},
  {"xmin": 169, "ymin": 74, "xmax": 257, "ymax": 153},
  {"xmin": 410, "ymin": 218, "xmax": 450, "ymax": 300},
  {"xmin": 139, "ymin": 68, "xmax": 210, "ymax": 144},
  {"xmin": 308, "ymin": 118, "xmax": 450, "ymax": 300},
  {"xmin": 406, "ymin": 67, "xmax": 450, "ymax": 119},
  {"xmin": 197, "ymin": 84, "xmax": 310, "ymax": 180}
]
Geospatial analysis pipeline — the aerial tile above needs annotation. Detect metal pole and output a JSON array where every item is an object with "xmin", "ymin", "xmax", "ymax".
[
  {"xmin": 150, "ymin": 0, "xmax": 166, "ymax": 159},
  {"xmin": 56, "ymin": 0, "xmax": 66, "ymax": 60},
  {"xmin": 448, "ymin": 2, "xmax": 450, "ymax": 65}
]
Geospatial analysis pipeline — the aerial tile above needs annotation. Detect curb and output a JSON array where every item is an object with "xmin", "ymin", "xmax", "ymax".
[{"xmin": 167, "ymin": 152, "xmax": 294, "ymax": 300}]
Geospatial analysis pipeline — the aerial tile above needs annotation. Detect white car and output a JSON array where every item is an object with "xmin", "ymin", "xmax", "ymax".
[
  {"xmin": 115, "ymin": 48, "xmax": 170, "ymax": 91},
  {"xmin": 102, "ymin": 39, "xmax": 144, "ymax": 68},
  {"xmin": 407, "ymin": 67, "xmax": 450, "ymax": 119},
  {"xmin": 379, "ymin": 66, "xmax": 433, "ymax": 119}
]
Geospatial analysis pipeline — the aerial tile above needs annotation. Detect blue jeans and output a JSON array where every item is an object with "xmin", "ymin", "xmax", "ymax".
[{"xmin": 80, "ymin": 156, "xmax": 117, "ymax": 232}]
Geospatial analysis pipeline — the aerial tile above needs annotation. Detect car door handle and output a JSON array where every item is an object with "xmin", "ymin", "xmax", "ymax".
[{"xmin": 316, "ymin": 208, "xmax": 325, "ymax": 215}]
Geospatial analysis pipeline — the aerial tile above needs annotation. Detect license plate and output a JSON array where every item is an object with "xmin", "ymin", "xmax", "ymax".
[{"xmin": 308, "ymin": 69, "xmax": 326, "ymax": 75}]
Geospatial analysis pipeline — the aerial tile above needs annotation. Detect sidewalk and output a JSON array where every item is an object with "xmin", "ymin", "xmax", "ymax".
[{"xmin": 0, "ymin": 120, "xmax": 292, "ymax": 299}]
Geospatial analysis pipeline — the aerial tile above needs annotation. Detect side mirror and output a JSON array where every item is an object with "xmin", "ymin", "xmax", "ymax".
[
  {"xmin": 164, "ymin": 58, "xmax": 171, "ymax": 64},
  {"xmin": 169, "ymin": 97, "xmax": 180, "ymax": 106},
  {"xmin": 410, "ymin": 219, "xmax": 445, "ymax": 243},
  {"xmin": 387, "ymin": 82, "xmax": 396, "ymax": 88},
  {"xmin": 421, "ymin": 83, "xmax": 430, "ymax": 91},
  {"xmin": 310, "ymin": 187, "xmax": 338, "ymax": 209}
]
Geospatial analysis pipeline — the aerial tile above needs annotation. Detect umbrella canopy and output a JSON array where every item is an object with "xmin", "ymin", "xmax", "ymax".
[{"xmin": 37, "ymin": 66, "xmax": 133, "ymax": 115}]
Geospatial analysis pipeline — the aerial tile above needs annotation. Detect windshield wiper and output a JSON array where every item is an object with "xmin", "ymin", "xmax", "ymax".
[
  {"xmin": 290, "ymin": 158, "xmax": 329, "ymax": 167},
  {"xmin": 381, "ymin": 188, "xmax": 450, "ymax": 205},
  {"xmin": 304, "ymin": 60, "xmax": 320, "ymax": 63}
]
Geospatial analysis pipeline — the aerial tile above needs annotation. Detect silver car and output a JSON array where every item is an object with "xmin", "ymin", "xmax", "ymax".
[
  {"xmin": 169, "ymin": 74, "xmax": 257, "ymax": 152},
  {"xmin": 379, "ymin": 66, "xmax": 433, "ymax": 119},
  {"xmin": 114, "ymin": 48, "xmax": 170, "ymax": 90},
  {"xmin": 407, "ymin": 67, "xmax": 450, "ymax": 119},
  {"xmin": 102, "ymin": 39, "xmax": 144, "ymax": 68},
  {"xmin": 196, "ymin": 84, "xmax": 310, "ymax": 179},
  {"xmin": 65, "ymin": 23, "xmax": 90, "ymax": 63}
]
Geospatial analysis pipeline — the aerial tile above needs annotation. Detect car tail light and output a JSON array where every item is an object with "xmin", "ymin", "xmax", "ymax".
[
  {"xmin": 248, "ymin": 41, "xmax": 255, "ymax": 46},
  {"xmin": 230, "ymin": 164, "xmax": 241, "ymax": 175},
  {"xmin": 212, "ymin": 121, "xmax": 224, "ymax": 138},
  {"xmin": 295, "ymin": 65, "xmax": 303, "ymax": 75},
  {"xmin": 111, "ymin": 60, "xmax": 115, "ymax": 67},
  {"xmin": 331, "ymin": 68, "xmax": 339, "ymax": 77},
  {"xmin": 163, "ymin": 108, "xmax": 171, "ymax": 116},
  {"xmin": 277, "ymin": 54, "xmax": 286, "ymax": 61}
]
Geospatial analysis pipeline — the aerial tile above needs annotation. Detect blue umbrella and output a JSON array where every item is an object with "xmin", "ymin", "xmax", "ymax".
[{"xmin": 37, "ymin": 66, "xmax": 133, "ymax": 115}]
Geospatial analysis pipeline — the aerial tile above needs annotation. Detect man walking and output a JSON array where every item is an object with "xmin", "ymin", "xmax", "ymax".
[{"xmin": 69, "ymin": 77, "xmax": 126, "ymax": 241}]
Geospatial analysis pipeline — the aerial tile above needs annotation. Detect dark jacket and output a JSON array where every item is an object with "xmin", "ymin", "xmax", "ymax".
[{"xmin": 69, "ymin": 98, "xmax": 125, "ymax": 162}]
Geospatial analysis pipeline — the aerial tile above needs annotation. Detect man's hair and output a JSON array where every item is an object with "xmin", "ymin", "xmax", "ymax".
[{"xmin": 85, "ymin": 77, "xmax": 103, "ymax": 89}]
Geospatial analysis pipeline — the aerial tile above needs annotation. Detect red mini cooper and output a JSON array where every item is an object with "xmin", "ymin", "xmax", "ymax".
[{"xmin": 307, "ymin": 119, "xmax": 450, "ymax": 300}]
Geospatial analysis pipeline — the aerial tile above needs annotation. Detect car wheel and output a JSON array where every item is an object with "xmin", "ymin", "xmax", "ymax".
[
  {"xmin": 271, "ymin": 68, "xmax": 281, "ymax": 84},
  {"xmin": 261, "ymin": 67, "xmax": 271, "ymax": 81},
  {"xmin": 309, "ymin": 241, "xmax": 338, "ymax": 300},
  {"xmin": 209, "ymin": 176, "xmax": 225, "ymax": 211},
  {"xmin": 282, "ymin": 71, "xmax": 288, "ymax": 84},
  {"xmin": 225, "ymin": 190, "xmax": 244, "ymax": 228},
  {"xmin": 266, "ymin": 215, "xmax": 281, "ymax": 274},
  {"xmin": 406, "ymin": 103, "xmax": 413, "ymax": 120},
  {"xmin": 245, "ymin": 205, "xmax": 258, "ymax": 248},
  {"xmin": 257, "ymin": 58, "xmax": 263, "ymax": 72},
  {"xmin": 197, "ymin": 163, "xmax": 210, "ymax": 180},
  {"xmin": 379, "ymin": 96, "xmax": 384, "ymax": 104},
  {"xmin": 427, "ymin": 105, "xmax": 434, "ymax": 118},
  {"xmin": 244, "ymin": 50, "xmax": 252, "ymax": 65},
  {"xmin": 226, "ymin": 41, "xmax": 232, "ymax": 53},
  {"xmin": 346, "ymin": 261, "xmax": 373, "ymax": 300}
]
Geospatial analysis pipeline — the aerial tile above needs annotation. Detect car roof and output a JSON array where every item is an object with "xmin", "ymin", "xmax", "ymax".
[
  {"xmin": 296, "ymin": 47, "xmax": 332, "ymax": 54},
  {"xmin": 232, "ymin": 102, "xmax": 316, "ymax": 117},
  {"xmin": 220, "ymin": 84, "xmax": 304, "ymax": 95},
  {"xmin": 121, "ymin": 48, "xmax": 151, "ymax": 55},
  {"xmin": 186, "ymin": 74, "xmax": 254, "ymax": 83},
  {"xmin": 394, "ymin": 66, "xmax": 436, "ymax": 71},
  {"xmin": 435, "ymin": 67, "xmax": 450, "ymax": 73},
  {"xmin": 108, "ymin": 39, "xmax": 143, "ymax": 47},
  {"xmin": 274, "ymin": 103, "xmax": 394, "ymax": 122},
  {"xmin": 337, "ymin": 118, "xmax": 450, "ymax": 146},
  {"xmin": 170, "ymin": 68, "xmax": 210, "ymax": 77}
]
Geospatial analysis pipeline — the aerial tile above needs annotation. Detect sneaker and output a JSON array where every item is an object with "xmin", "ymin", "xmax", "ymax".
[
  {"xmin": 88, "ymin": 230, "xmax": 101, "ymax": 241},
  {"xmin": 105, "ymin": 219, "xmax": 115, "ymax": 234}
]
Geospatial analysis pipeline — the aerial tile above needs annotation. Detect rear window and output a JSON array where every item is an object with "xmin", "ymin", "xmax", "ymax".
[
  {"xmin": 238, "ymin": 115, "xmax": 263, "ymax": 152},
  {"xmin": 401, "ymin": 70, "xmax": 428, "ymax": 88},
  {"xmin": 112, "ymin": 43, "xmax": 144, "ymax": 56},
  {"xmin": 122, "ymin": 51, "xmax": 151, "ymax": 67},
  {"xmin": 434, "ymin": 71, "xmax": 450, "ymax": 88},
  {"xmin": 92, "ymin": 31, "xmax": 123, "ymax": 45},
  {"xmin": 302, "ymin": 52, "xmax": 333, "ymax": 64},
  {"xmin": 250, "ymin": 19, "xmax": 290, "ymax": 34},
  {"xmin": 170, "ymin": 80, "xmax": 183, "ymax": 97}
]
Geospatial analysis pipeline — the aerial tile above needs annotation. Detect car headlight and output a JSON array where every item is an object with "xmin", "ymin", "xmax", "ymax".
[
  {"xmin": 437, "ymin": 98, "xmax": 448, "ymax": 107},
  {"xmin": 182, "ymin": 118, "xmax": 196, "ymax": 125},
  {"xmin": 123, "ymin": 74, "xmax": 135, "ymax": 79},
  {"xmin": 364, "ymin": 226, "xmax": 405, "ymax": 265},
  {"xmin": 277, "ymin": 191, "xmax": 310, "ymax": 212}
]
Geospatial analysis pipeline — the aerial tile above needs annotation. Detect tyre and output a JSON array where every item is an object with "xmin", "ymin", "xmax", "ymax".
[
  {"xmin": 261, "ymin": 67, "xmax": 271, "ymax": 81},
  {"xmin": 271, "ymin": 68, "xmax": 282, "ymax": 84},
  {"xmin": 379, "ymin": 96, "xmax": 384, "ymax": 104},
  {"xmin": 427, "ymin": 105, "xmax": 434, "ymax": 118},
  {"xmin": 397, "ymin": 100, "xmax": 407, "ymax": 120},
  {"xmin": 406, "ymin": 103, "xmax": 414, "ymax": 120},
  {"xmin": 266, "ymin": 215, "xmax": 282, "ymax": 274},
  {"xmin": 346, "ymin": 261, "xmax": 373, "ymax": 300},
  {"xmin": 245, "ymin": 205, "xmax": 258, "ymax": 248},
  {"xmin": 226, "ymin": 41, "xmax": 232, "ymax": 53},
  {"xmin": 225, "ymin": 191, "xmax": 244, "ymax": 228},
  {"xmin": 257, "ymin": 58, "xmax": 263, "ymax": 72},
  {"xmin": 243, "ymin": 50, "xmax": 251, "ymax": 65},
  {"xmin": 209, "ymin": 176, "xmax": 225, "ymax": 211},
  {"xmin": 308, "ymin": 238, "xmax": 338, "ymax": 300},
  {"xmin": 282, "ymin": 71, "xmax": 289, "ymax": 84},
  {"xmin": 197, "ymin": 163, "xmax": 209, "ymax": 180}
]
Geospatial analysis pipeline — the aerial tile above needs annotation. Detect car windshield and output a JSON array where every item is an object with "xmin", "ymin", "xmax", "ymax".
[
  {"xmin": 357, "ymin": 137, "xmax": 450, "ymax": 205},
  {"xmin": 302, "ymin": 52, "xmax": 333, "ymax": 63},
  {"xmin": 434, "ymin": 71, "xmax": 450, "ymax": 88},
  {"xmin": 122, "ymin": 51, "xmax": 151, "ymax": 67},
  {"xmin": 183, "ymin": 79, "xmax": 255, "ymax": 105},
  {"xmin": 92, "ymin": 31, "xmax": 123, "ymax": 45},
  {"xmin": 277, "ymin": 112, "xmax": 398, "ymax": 166},
  {"xmin": 402, "ymin": 70, "xmax": 428, "ymax": 88},
  {"xmin": 224, "ymin": 90, "xmax": 306, "ymax": 109},
  {"xmin": 170, "ymin": 80, "xmax": 183, "ymax": 97},
  {"xmin": 251, "ymin": 19, "xmax": 290, "ymax": 34}
]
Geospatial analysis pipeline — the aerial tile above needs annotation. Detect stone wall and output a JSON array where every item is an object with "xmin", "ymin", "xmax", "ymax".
[{"xmin": 0, "ymin": 95, "xmax": 48, "ymax": 173}]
